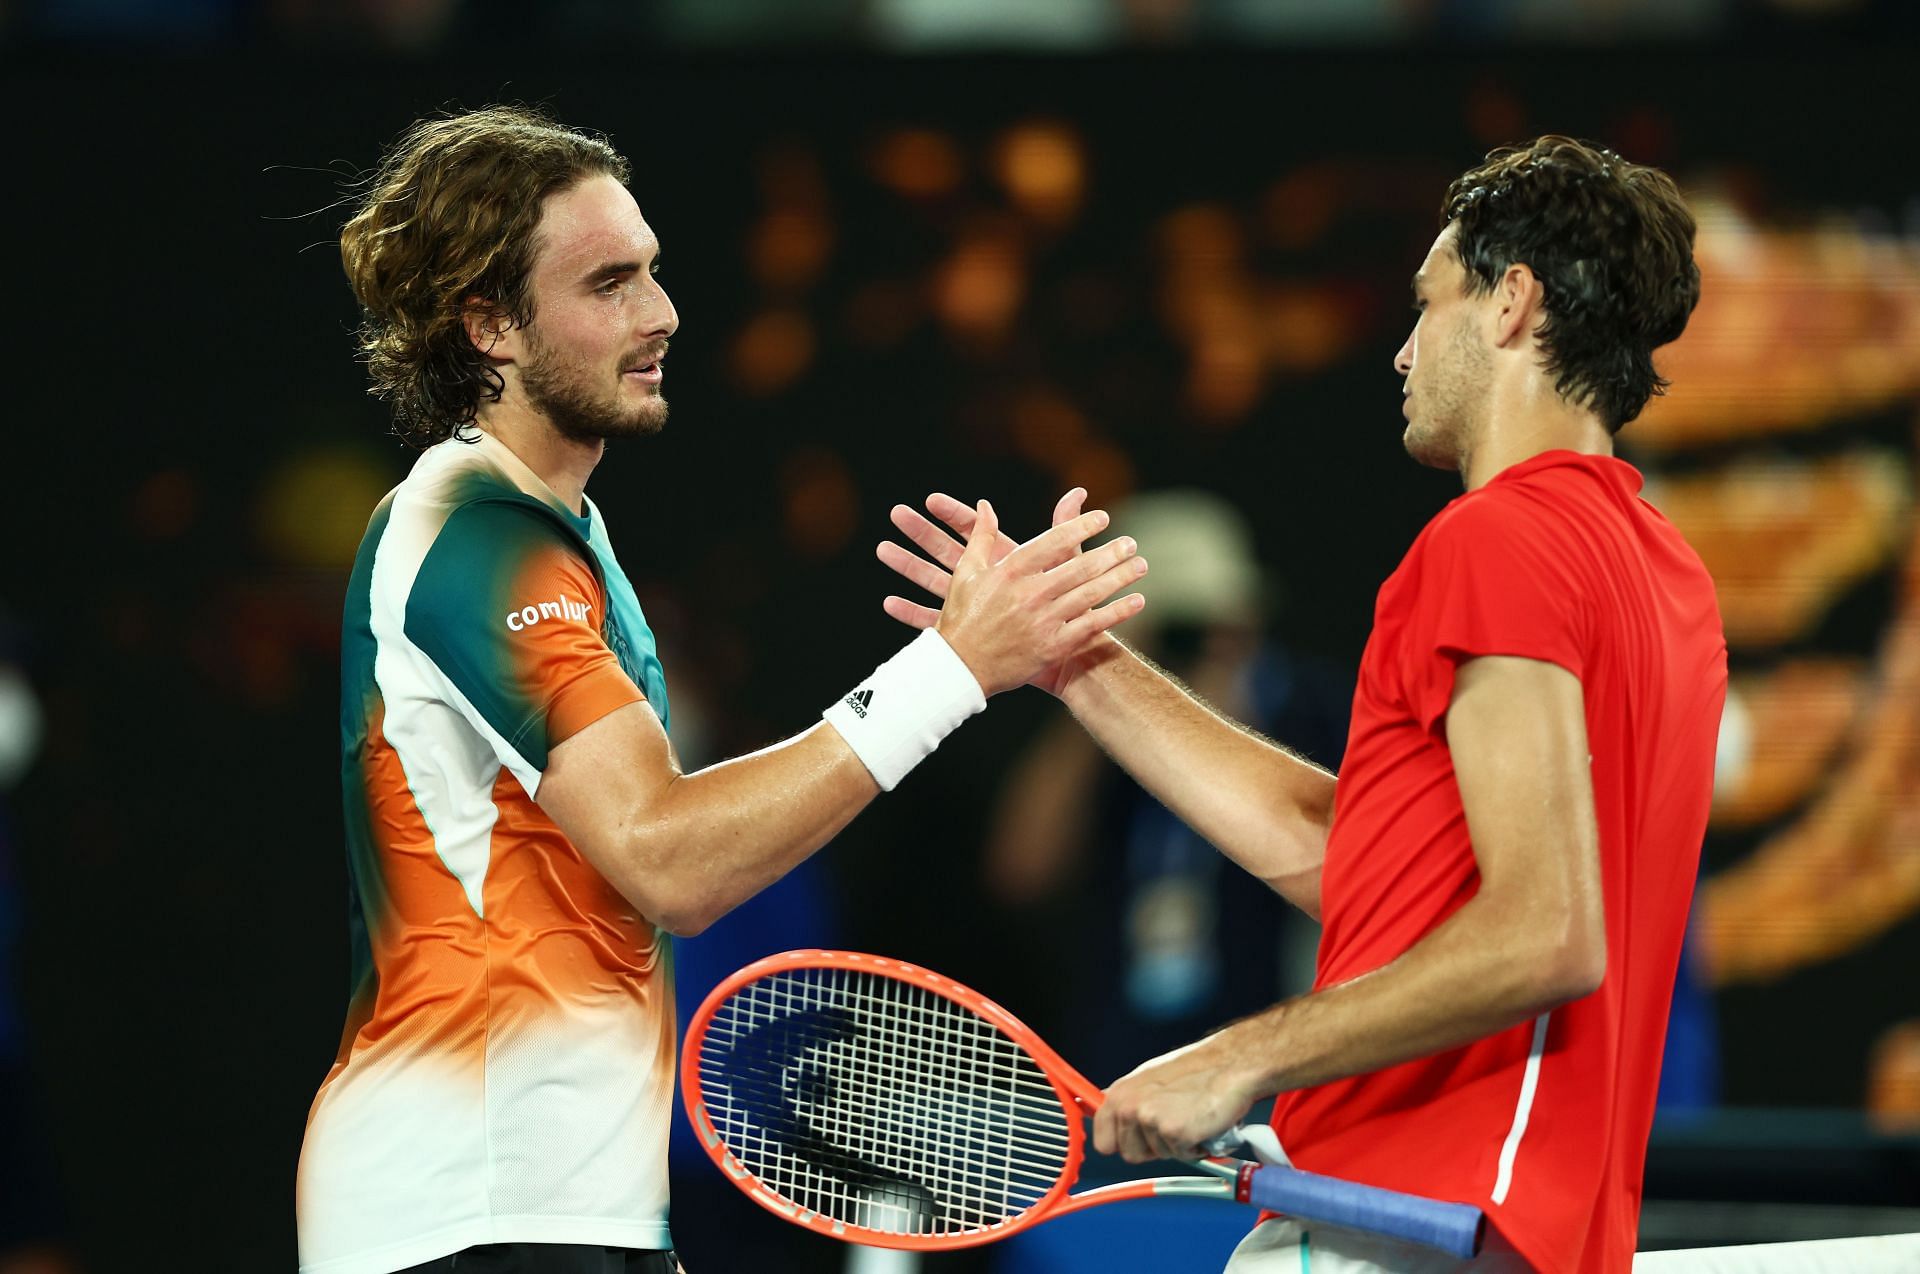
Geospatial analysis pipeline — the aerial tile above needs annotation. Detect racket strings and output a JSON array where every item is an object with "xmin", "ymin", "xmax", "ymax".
[{"xmin": 697, "ymin": 966, "xmax": 1073, "ymax": 1237}]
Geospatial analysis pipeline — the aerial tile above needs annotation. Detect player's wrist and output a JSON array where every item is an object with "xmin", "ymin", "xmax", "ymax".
[
  {"xmin": 1054, "ymin": 633, "xmax": 1127, "ymax": 706},
  {"xmin": 824, "ymin": 628, "xmax": 986, "ymax": 791},
  {"xmin": 931, "ymin": 621, "xmax": 991, "ymax": 694}
]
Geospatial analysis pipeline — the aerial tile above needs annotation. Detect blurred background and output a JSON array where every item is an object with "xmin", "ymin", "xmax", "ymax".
[{"xmin": 3, "ymin": 0, "xmax": 1920, "ymax": 1270}]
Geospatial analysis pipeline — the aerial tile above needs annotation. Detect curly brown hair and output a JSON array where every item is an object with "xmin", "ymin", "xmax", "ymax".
[
  {"xmin": 339, "ymin": 106, "xmax": 631, "ymax": 449},
  {"xmin": 1443, "ymin": 136, "xmax": 1700, "ymax": 433}
]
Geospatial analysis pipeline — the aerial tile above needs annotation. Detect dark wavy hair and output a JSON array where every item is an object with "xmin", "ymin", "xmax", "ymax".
[
  {"xmin": 1443, "ymin": 136, "xmax": 1700, "ymax": 433},
  {"xmin": 339, "ymin": 106, "xmax": 630, "ymax": 449}
]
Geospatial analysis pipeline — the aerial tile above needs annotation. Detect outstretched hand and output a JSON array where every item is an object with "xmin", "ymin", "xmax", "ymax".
[{"xmin": 893, "ymin": 492, "xmax": 1146, "ymax": 698}]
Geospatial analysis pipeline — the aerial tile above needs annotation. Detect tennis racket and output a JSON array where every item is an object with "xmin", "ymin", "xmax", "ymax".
[{"xmin": 681, "ymin": 949, "xmax": 1486, "ymax": 1257}]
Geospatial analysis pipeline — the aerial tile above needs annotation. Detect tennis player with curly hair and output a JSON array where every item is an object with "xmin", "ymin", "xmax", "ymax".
[
  {"xmin": 883, "ymin": 137, "xmax": 1724, "ymax": 1272},
  {"xmin": 294, "ymin": 106, "xmax": 1149, "ymax": 1274}
]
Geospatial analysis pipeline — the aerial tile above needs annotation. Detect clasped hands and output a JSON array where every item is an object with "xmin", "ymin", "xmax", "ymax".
[{"xmin": 876, "ymin": 487, "xmax": 1147, "ymax": 697}]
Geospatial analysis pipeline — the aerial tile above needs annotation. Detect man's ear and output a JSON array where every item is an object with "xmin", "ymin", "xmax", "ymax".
[
  {"xmin": 463, "ymin": 299, "xmax": 518, "ymax": 361},
  {"xmin": 1491, "ymin": 263, "xmax": 1546, "ymax": 349}
]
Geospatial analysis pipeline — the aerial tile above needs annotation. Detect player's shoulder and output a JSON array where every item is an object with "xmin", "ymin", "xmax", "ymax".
[
  {"xmin": 380, "ymin": 439, "xmax": 600, "ymax": 620},
  {"xmin": 1419, "ymin": 481, "xmax": 1542, "ymax": 556},
  {"xmin": 393, "ymin": 436, "xmax": 590, "ymax": 556},
  {"xmin": 1427, "ymin": 451, "xmax": 1633, "ymax": 548}
]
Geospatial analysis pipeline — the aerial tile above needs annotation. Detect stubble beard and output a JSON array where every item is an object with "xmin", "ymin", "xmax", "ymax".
[
  {"xmin": 1402, "ymin": 324, "xmax": 1488, "ymax": 476},
  {"xmin": 520, "ymin": 337, "xmax": 669, "ymax": 444}
]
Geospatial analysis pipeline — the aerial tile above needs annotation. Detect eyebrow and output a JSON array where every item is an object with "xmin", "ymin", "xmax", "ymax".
[
  {"xmin": 579, "ymin": 245, "xmax": 662, "ymax": 287},
  {"xmin": 1410, "ymin": 271, "xmax": 1426, "ymax": 298},
  {"xmin": 583, "ymin": 261, "xmax": 640, "ymax": 285}
]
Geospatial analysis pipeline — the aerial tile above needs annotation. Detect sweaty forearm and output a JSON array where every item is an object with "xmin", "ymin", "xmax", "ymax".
[
  {"xmin": 1060, "ymin": 637, "xmax": 1335, "ymax": 916},
  {"xmin": 1218, "ymin": 885, "xmax": 1602, "ymax": 1097},
  {"xmin": 619, "ymin": 724, "xmax": 878, "ymax": 935}
]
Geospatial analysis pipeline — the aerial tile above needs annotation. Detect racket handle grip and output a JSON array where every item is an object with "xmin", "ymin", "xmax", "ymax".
[{"xmin": 1236, "ymin": 1163, "xmax": 1487, "ymax": 1259}]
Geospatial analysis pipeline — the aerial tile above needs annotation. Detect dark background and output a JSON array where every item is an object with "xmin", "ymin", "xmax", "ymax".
[{"xmin": 4, "ymin": 3, "xmax": 1920, "ymax": 1269}]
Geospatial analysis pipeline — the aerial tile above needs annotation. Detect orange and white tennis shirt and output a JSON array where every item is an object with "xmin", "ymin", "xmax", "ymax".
[{"xmin": 297, "ymin": 431, "xmax": 675, "ymax": 1274}]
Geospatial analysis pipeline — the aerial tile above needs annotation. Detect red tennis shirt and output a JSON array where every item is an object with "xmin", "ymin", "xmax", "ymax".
[{"xmin": 1270, "ymin": 450, "xmax": 1726, "ymax": 1273}]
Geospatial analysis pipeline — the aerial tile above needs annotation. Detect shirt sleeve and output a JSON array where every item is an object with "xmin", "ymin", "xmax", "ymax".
[
  {"xmin": 404, "ymin": 500, "xmax": 648, "ymax": 791},
  {"xmin": 1403, "ymin": 494, "xmax": 1590, "ymax": 734}
]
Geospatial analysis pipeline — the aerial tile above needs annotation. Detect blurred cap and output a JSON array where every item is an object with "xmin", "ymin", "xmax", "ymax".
[{"xmin": 1111, "ymin": 488, "xmax": 1265, "ymax": 629}]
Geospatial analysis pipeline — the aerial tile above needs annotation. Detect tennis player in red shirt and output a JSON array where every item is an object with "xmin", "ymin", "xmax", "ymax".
[{"xmin": 880, "ymin": 136, "xmax": 1724, "ymax": 1272}]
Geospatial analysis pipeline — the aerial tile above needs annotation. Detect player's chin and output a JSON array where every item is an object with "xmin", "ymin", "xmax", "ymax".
[
  {"xmin": 1402, "ymin": 421, "xmax": 1449, "ymax": 470},
  {"xmin": 616, "ymin": 396, "xmax": 669, "ymax": 436}
]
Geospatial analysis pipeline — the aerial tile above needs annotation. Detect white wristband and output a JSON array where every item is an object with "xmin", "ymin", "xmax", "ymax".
[{"xmin": 824, "ymin": 629, "xmax": 987, "ymax": 791}]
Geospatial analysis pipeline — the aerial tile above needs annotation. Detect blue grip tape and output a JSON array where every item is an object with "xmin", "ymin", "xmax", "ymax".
[{"xmin": 1244, "ymin": 1165, "xmax": 1486, "ymax": 1259}]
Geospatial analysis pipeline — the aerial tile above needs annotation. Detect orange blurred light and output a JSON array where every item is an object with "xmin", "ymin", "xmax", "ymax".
[
  {"xmin": 1636, "ymin": 200, "xmax": 1920, "ymax": 448},
  {"xmin": 933, "ymin": 231, "xmax": 1027, "ymax": 345},
  {"xmin": 870, "ymin": 129, "xmax": 965, "ymax": 200},
  {"xmin": 731, "ymin": 309, "xmax": 817, "ymax": 397},
  {"xmin": 780, "ymin": 447, "xmax": 859, "ymax": 561},
  {"xmin": 1869, "ymin": 1020, "xmax": 1920, "ymax": 1133},
  {"xmin": 1158, "ymin": 203, "xmax": 1244, "ymax": 271},
  {"xmin": 1059, "ymin": 439, "xmax": 1136, "ymax": 507},
  {"xmin": 748, "ymin": 207, "xmax": 834, "ymax": 292},
  {"xmin": 1187, "ymin": 329, "xmax": 1265, "ymax": 426},
  {"xmin": 992, "ymin": 120, "xmax": 1086, "ymax": 227},
  {"xmin": 1264, "ymin": 285, "xmax": 1356, "ymax": 373},
  {"xmin": 1262, "ymin": 169, "xmax": 1339, "ymax": 252},
  {"xmin": 1647, "ymin": 453, "xmax": 1911, "ymax": 647}
]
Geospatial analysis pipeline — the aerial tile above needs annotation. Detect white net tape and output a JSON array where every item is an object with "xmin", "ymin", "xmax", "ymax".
[
  {"xmin": 1635, "ymin": 1233, "xmax": 1920, "ymax": 1272},
  {"xmin": 696, "ymin": 965, "xmax": 1073, "ymax": 1237}
]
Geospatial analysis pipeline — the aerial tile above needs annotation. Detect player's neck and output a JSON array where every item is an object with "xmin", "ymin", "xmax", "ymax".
[
  {"xmin": 1461, "ymin": 377, "xmax": 1612, "ymax": 491},
  {"xmin": 474, "ymin": 401, "xmax": 603, "ymax": 515}
]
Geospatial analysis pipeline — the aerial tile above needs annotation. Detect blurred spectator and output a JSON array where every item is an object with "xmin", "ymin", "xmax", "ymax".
[
  {"xmin": 982, "ymin": 490, "xmax": 1349, "ymax": 1085},
  {"xmin": 656, "ymin": 0, "xmax": 860, "ymax": 46},
  {"xmin": 870, "ymin": 0, "xmax": 1123, "ymax": 50}
]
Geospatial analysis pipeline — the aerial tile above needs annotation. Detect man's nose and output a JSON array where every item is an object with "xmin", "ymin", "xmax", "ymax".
[{"xmin": 647, "ymin": 281, "xmax": 679, "ymax": 339}]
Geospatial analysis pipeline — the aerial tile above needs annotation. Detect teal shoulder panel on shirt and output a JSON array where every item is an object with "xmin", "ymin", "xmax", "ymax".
[
  {"xmin": 405, "ymin": 497, "xmax": 596, "ymax": 771},
  {"xmin": 581, "ymin": 506, "xmax": 671, "ymax": 734}
]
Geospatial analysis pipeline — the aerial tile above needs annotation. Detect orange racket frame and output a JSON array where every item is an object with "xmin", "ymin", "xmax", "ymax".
[{"xmin": 681, "ymin": 947, "xmax": 1248, "ymax": 1251}]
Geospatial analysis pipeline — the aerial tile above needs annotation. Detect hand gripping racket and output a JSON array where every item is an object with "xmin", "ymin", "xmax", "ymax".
[{"xmin": 682, "ymin": 949, "xmax": 1486, "ymax": 1257}]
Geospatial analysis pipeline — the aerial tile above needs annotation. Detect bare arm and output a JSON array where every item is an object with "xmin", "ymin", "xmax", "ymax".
[
  {"xmin": 538, "ymin": 704, "xmax": 875, "ymax": 937},
  {"xmin": 537, "ymin": 502, "xmax": 1148, "ymax": 937},
  {"xmin": 1093, "ymin": 655, "xmax": 1608, "ymax": 1162},
  {"xmin": 1057, "ymin": 637, "xmax": 1334, "ymax": 918},
  {"xmin": 881, "ymin": 493, "xmax": 1334, "ymax": 917}
]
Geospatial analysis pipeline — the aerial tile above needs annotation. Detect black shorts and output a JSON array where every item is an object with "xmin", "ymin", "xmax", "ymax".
[{"xmin": 396, "ymin": 1243, "xmax": 680, "ymax": 1274}]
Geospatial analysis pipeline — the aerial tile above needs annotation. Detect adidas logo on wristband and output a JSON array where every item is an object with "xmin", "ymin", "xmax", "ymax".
[{"xmin": 822, "ymin": 630, "xmax": 986, "ymax": 791}]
